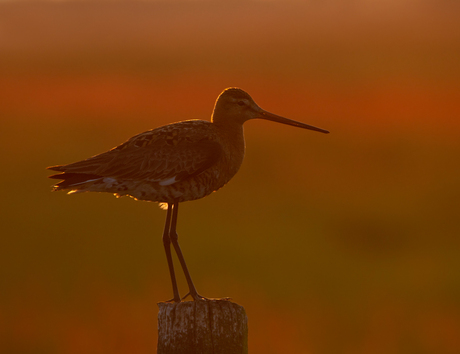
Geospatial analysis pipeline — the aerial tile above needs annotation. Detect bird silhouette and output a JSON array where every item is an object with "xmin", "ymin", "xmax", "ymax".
[{"xmin": 48, "ymin": 87, "xmax": 329, "ymax": 301}]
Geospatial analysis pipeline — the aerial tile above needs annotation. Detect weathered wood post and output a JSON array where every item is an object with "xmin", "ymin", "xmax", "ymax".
[{"xmin": 157, "ymin": 300, "xmax": 248, "ymax": 354}]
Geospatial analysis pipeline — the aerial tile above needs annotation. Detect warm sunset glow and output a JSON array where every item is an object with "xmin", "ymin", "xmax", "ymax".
[{"xmin": 1, "ymin": 1, "xmax": 459, "ymax": 353}]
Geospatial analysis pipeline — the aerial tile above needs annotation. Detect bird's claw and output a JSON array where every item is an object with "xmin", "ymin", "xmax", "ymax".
[
  {"xmin": 163, "ymin": 292, "xmax": 231, "ymax": 302},
  {"xmin": 164, "ymin": 296, "xmax": 181, "ymax": 303},
  {"xmin": 181, "ymin": 292, "xmax": 230, "ymax": 302},
  {"xmin": 181, "ymin": 292, "xmax": 209, "ymax": 301}
]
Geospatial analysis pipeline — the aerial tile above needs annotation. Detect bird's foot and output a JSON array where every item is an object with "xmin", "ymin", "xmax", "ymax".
[
  {"xmin": 164, "ymin": 295, "xmax": 181, "ymax": 303},
  {"xmin": 181, "ymin": 292, "xmax": 231, "ymax": 302}
]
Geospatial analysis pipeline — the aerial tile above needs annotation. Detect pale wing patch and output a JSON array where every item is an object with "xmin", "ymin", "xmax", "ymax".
[
  {"xmin": 68, "ymin": 177, "xmax": 101, "ymax": 186},
  {"xmin": 102, "ymin": 177, "xmax": 118, "ymax": 187},
  {"xmin": 159, "ymin": 176, "xmax": 178, "ymax": 186}
]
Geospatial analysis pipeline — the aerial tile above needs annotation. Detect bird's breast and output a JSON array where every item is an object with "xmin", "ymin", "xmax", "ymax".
[
  {"xmin": 120, "ymin": 123, "xmax": 246, "ymax": 204},
  {"xmin": 175, "ymin": 128, "xmax": 245, "ymax": 201}
]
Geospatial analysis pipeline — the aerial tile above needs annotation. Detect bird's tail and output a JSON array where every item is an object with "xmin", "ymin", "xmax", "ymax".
[{"xmin": 48, "ymin": 171, "xmax": 103, "ymax": 192}]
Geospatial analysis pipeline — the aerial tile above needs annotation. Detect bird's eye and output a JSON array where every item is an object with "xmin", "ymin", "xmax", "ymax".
[{"xmin": 237, "ymin": 101, "xmax": 245, "ymax": 106}]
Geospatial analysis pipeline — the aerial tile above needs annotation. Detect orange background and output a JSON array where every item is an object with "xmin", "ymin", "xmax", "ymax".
[{"xmin": 1, "ymin": 1, "xmax": 460, "ymax": 353}]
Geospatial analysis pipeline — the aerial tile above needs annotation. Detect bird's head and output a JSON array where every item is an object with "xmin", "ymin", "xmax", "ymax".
[{"xmin": 212, "ymin": 87, "xmax": 329, "ymax": 134}]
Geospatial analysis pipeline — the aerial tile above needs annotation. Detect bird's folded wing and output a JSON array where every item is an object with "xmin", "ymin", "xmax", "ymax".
[{"xmin": 48, "ymin": 136, "xmax": 222, "ymax": 185}]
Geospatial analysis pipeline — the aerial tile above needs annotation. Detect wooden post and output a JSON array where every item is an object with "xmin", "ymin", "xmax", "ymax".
[{"xmin": 157, "ymin": 300, "xmax": 248, "ymax": 354}]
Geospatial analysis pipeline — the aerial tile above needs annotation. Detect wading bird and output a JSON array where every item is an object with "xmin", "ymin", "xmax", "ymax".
[{"xmin": 48, "ymin": 88, "xmax": 329, "ymax": 302}]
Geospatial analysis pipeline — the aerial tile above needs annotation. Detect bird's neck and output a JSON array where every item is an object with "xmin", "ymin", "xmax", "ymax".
[{"xmin": 211, "ymin": 114, "xmax": 244, "ymax": 147}]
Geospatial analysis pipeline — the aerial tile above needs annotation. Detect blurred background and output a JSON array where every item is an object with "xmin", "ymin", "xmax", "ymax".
[{"xmin": 1, "ymin": 0, "xmax": 459, "ymax": 353}]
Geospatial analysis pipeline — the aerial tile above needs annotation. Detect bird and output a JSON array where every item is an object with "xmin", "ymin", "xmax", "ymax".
[{"xmin": 47, "ymin": 87, "xmax": 329, "ymax": 302}]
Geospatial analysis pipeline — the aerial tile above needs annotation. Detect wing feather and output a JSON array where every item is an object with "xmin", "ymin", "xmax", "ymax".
[{"xmin": 48, "ymin": 122, "xmax": 222, "ymax": 185}]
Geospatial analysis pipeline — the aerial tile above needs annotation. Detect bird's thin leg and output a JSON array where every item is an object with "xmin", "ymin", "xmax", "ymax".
[
  {"xmin": 169, "ymin": 202, "xmax": 208, "ymax": 301},
  {"xmin": 162, "ymin": 203, "xmax": 180, "ymax": 302}
]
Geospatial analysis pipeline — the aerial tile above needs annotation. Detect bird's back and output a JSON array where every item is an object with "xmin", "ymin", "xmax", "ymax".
[{"xmin": 48, "ymin": 119, "xmax": 246, "ymax": 203}]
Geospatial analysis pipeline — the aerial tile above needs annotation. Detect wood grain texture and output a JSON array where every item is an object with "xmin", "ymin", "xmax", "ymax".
[{"xmin": 157, "ymin": 300, "xmax": 248, "ymax": 354}]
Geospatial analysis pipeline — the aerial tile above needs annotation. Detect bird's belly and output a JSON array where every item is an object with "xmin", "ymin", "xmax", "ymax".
[
  {"xmin": 114, "ymin": 166, "xmax": 234, "ymax": 203},
  {"xmin": 93, "ymin": 146, "xmax": 244, "ymax": 204}
]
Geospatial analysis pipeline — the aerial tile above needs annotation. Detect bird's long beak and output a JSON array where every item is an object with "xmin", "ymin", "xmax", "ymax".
[{"xmin": 257, "ymin": 110, "xmax": 329, "ymax": 134}]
